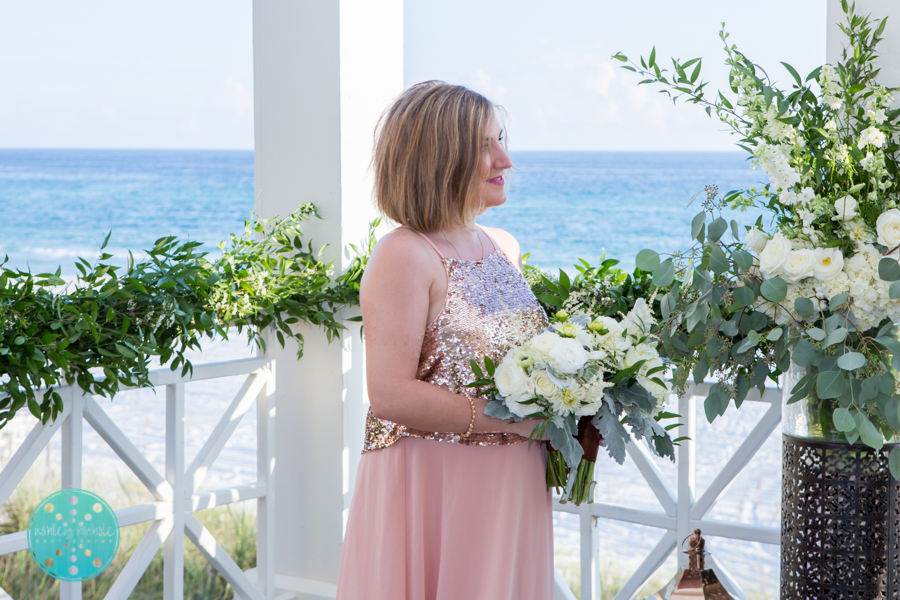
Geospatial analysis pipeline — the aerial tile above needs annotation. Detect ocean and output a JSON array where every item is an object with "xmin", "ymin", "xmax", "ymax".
[{"xmin": 0, "ymin": 149, "xmax": 779, "ymax": 597}]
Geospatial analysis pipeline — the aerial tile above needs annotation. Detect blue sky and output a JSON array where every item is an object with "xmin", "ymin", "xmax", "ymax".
[{"xmin": 0, "ymin": 0, "xmax": 825, "ymax": 150}]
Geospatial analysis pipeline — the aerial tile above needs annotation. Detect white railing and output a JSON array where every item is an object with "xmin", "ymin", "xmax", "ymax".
[
  {"xmin": 0, "ymin": 355, "xmax": 276, "ymax": 600},
  {"xmin": 552, "ymin": 383, "xmax": 782, "ymax": 600}
]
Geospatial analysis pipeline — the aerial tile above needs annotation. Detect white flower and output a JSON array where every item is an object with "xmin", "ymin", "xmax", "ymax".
[
  {"xmin": 834, "ymin": 196, "xmax": 858, "ymax": 220},
  {"xmin": 876, "ymin": 209, "xmax": 900, "ymax": 248},
  {"xmin": 624, "ymin": 298, "xmax": 655, "ymax": 336},
  {"xmin": 845, "ymin": 220, "xmax": 876, "ymax": 244},
  {"xmin": 868, "ymin": 108, "xmax": 887, "ymax": 124},
  {"xmin": 759, "ymin": 232, "xmax": 792, "ymax": 277},
  {"xmin": 859, "ymin": 126, "xmax": 887, "ymax": 149},
  {"xmin": 547, "ymin": 338, "xmax": 588, "ymax": 374},
  {"xmin": 494, "ymin": 360, "xmax": 529, "ymax": 399},
  {"xmin": 779, "ymin": 187, "xmax": 816, "ymax": 206},
  {"xmin": 745, "ymin": 226, "xmax": 769, "ymax": 254},
  {"xmin": 528, "ymin": 331, "xmax": 560, "ymax": 362},
  {"xmin": 781, "ymin": 250, "xmax": 816, "ymax": 283},
  {"xmin": 593, "ymin": 317, "xmax": 630, "ymax": 353},
  {"xmin": 624, "ymin": 343, "xmax": 661, "ymax": 372},
  {"xmin": 812, "ymin": 248, "xmax": 844, "ymax": 281},
  {"xmin": 506, "ymin": 387, "xmax": 539, "ymax": 418},
  {"xmin": 509, "ymin": 347, "xmax": 536, "ymax": 369},
  {"xmin": 531, "ymin": 370, "xmax": 558, "ymax": 400}
]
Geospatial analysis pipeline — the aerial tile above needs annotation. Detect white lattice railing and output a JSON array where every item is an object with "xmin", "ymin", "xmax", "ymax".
[
  {"xmin": 0, "ymin": 355, "xmax": 276, "ymax": 600},
  {"xmin": 552, "ymin": 383, "xmax": 782, "ymax": 600}
]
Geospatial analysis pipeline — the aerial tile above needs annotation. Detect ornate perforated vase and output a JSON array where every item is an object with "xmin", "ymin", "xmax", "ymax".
[{"xmin": 781, "ymin": 362, "xmax": 900, "ymax": 599}]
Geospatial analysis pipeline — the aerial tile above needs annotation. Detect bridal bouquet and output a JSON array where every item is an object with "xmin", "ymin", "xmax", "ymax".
[
  {"xmin": 469, "ymin": 300, "xmax": 676, "ymax": 504},
  {"xmin": 613, "ymin": 2, "xmax": 900, "ymax": 468}
]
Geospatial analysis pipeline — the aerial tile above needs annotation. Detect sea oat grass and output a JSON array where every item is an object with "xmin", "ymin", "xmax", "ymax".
[{"xmin": 0, "ymin": 469, "xmax": 256, "ymax": 599}]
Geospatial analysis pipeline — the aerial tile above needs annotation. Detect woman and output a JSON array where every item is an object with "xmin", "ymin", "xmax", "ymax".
[{"xmin": 336, "ymin": 81, "xmax": 553, "ymax": 600}]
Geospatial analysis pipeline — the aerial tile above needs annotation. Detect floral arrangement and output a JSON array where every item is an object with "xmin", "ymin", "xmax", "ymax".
[
  {"xmin": 469, "ymin": 300, "xmax": 677, "ymax": 504},
  {"xmin": 613, "ymin": 1, "xmax": 900, "ymax": 473}
]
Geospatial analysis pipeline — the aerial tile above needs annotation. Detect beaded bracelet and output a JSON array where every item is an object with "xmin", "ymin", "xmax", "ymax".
[{"xmin": 462, "ymin": 395, "xmax": 476, "ymax": 438}]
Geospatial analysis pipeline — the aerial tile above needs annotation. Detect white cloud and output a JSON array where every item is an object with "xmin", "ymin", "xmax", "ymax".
[
  {"xmin": 212, "ymin": 77, "xmax": 253, "ymax": 116},
  {"xmin": 585, "ymin": 61, "xmax": 618, "ymax": 97},
  {"xmin": 101, "ymin": 104, "xmax": 117, "ymax": 122},
  {"xmin": 472, "ymin": 70, "xmax": 507, "ymax": 102}
]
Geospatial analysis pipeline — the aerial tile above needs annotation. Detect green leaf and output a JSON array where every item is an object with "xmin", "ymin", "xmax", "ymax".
[
  {"xmin": 537, "ymin": 294, "xmax": 562, "ymax": 307},
  {"xmin": 890, "ymin": 281, "xmax": 900, "ymax": 300},
  {"xmin": 890, "ymin": 447, "xmax": 900, "ymax": 480},
  {"xmin": 766, "ymin": 328, "xmax": 783, "ymax": 341},
  {"xmin": 708, "ymin": 245, "xmax": 730, "ymax": 275},
  {"xmin": 652, "ymin": 259, "xmax": 676, "ymax": 288},
  {"xmin": 780, "ymin": 61, "xmax": 802, "ymax": 86},
  {"xmin": 732, "ymin": 250, "xmax": 753, "ymax": 272},
  {"xmin": 707, "ymin": 218, "xmax": 728, "ymax": 242},
  {"xmin": 833, "ymin": 407, "xmax": 856, "ymax": 432},
  {"xmin": 837, "ymin": 352, "xmax": 867, "ymax": 371},
  {"xmin": 794, "ymin": 297, "xmax": 815, "ymax": 318},
  {"xmin": 807, "ymin": 328, "xmax": 826, "ymax": 341},
  {"xmin": 857, "ymin": 415, "xmax": 884, "ymax": 450},
  {"xmin": 821, "ymin": 327, "xmax": 848, "ymax": 348},
  {"xmin": 636, "ymin": 249, "xmax": 661, "ymax": 272},
  {"xmin": 879, "ymin": 257, "xmax": 900, "ymax": 282},
  {"xmin": 760, "ymin": 277, "xmax": 787, "ymax": 302},
  {"xmin": 732, "ymin": 286, "xmax": 755, "ymax": 308},
  {"xmin": 816, "ymin": 371, "xmax": 846, "ymax": 400},
  {"xmin": 691, "ymin": 211, "xmax": 706, "ymax": 240}
]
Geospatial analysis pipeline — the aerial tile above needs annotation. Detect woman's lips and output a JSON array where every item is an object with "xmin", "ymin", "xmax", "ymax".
[{"xmin": 488, "ymin": 176, "xmax": 504, "ymax": 186}]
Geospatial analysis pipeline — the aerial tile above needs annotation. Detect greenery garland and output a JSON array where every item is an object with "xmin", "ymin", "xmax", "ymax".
[{"xmin": 0, "ymin": 203, "xmax": 375, "ymax": 431}]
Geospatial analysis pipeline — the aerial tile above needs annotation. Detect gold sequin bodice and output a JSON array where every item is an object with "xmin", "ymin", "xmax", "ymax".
[{"xmin": 363, "ymin": 249, "xmax": 549, "ymax": 453}]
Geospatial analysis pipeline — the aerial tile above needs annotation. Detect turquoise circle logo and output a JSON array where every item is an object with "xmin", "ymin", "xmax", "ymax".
[{"xmin": 27, "ymin": 489, "xmax": 119, "ymax": 581}]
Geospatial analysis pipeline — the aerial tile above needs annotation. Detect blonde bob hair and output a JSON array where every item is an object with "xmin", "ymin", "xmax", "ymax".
[{"xmin": 373, "ymin": 80, "xmax": 502, "ymax": 232}]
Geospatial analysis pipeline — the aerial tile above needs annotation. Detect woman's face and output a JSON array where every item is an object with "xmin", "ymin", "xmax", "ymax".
[{"xmin": 478, "ymin": 116, "xmax": 513, "ymax": 210}]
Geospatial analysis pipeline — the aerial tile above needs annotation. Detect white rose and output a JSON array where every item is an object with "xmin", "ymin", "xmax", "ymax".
[
  {"xmin": 506, "ymin": 383, "xmax": 539, "ymax": 418},
  {"xmin": 813, "ymin": 248, "xmax": 844, "ymax": 281},
  {"xmin": 494, "ymin": 360, "xmax": 528, "ymax": 398},
  {"xmin": 834, "ymin": 196, "xmax": 858, "ymax": 220},
  {"xmin": 547, "ymin": 338, "xmax": 588, "ymax": 374},
  {"xmin": 528, "ymin": 331, "xmax": 560, "ymax": 362},
  {"xmin": 876, "ymin": 209, "xmax": 900, "ymax": 248},
  {"xmin": 781, "ymin": 249, "xmax": 816, "ymax": 283},
  {"xmin": 758, "ymin": 232, "xmax": 792, "ymax": 277},
  {"xmin": 531, "ymin": 370, "xmax": 558, "ymax": 399},
  {"xmin": 745, "ymin": 226, "xmax": 769, "ymax": 254}
]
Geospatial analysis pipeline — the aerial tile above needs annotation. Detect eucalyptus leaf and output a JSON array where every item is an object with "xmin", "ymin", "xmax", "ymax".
[
  {"xmin": 837, "ymin": 352, "xmax": 867, "ymax": 371},
  {"xmin": 732, "ymin": 286, "xmax": 755, "ymax": 308},
  {"xmin": 794, "ymin": 297, "xmax": 815, "ymax": 318},
  {"xmin": 816, "ymin": 371, "xmax": 846, "ymax": 400},
  {"xmin": 890, "ymin": 447, "xmax": 900, "ymax": 480},
  {"xmin": 792, "ymin": 338, "xmax": 817, "ymax": 367},
  {"xmin": 821, "ymin": 328, "xmax": 848, "ymax": 348},
  {"xmin": 636, "ymin": 249, "xmax": 660, "ymax": 272},
  {"xmin": 707, "ymin": 217, "xmax": 728, "ymax": 242},
  {"xmin": 733, "ymin": 250, "xmax": 753, "ymax": 272},
  {"xmin": 691, "ymin": 211, "xmax": 706, "ymax": 240},
  {"xmin": 833, "ymin": 407, "xmax": 856, "ymax": 432},
  {"xmin": 760, "ymin": 277, "xmax": 787, "ymax": 302},
  {"xmin": 879, "ymin": 258, "xmax": 900, "ymax": 282},
  {"xmin": 857, "ymin": 415, "xmax": 884, "ymax": 450},
  {"xmin": 652, "ymin": 259, "xmax": 676, "ymax": 287}
]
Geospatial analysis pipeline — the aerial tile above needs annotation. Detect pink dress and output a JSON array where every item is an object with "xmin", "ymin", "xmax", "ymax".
[{"xmin": 336, "ymin": 228, "xmax": 553, "ymax": 600}]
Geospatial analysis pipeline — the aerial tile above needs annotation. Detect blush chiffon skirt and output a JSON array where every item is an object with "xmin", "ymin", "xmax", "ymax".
[{"xmin": 336, "ymin": 437, "xmax": 553, "ymax": 600}]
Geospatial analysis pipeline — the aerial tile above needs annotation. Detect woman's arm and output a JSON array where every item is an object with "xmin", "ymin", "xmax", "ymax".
[{"xmin": 362, "ymin": 228, "xmax": 536, "ymax": 437}]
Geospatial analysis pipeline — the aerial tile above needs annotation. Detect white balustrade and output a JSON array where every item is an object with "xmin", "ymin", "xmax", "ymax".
[
  {"xmin": 0, "ymin": 355, "xmax": 275, "ymax": 600},
  {"xmin": 552, "ymin": 383, "xmax": 782, "ymax": 600}
]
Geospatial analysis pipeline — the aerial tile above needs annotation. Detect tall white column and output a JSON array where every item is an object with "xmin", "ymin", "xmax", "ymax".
[
  {"xmin": 252, "ymin": 1, "xmax": 402, "ymax": 597},
  {"xmin": 827, "ymin": 0, "xmax": 900, "ymax": 93}
]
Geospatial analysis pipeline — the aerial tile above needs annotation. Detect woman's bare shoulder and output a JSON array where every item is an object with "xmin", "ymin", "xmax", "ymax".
[
  {"xmin": 480, "ymin": 225, "xmax": 522, "ymax": 266},
  {"xmin": 364, "ymin": 227, "xmax": 443, "ymax": 282}
]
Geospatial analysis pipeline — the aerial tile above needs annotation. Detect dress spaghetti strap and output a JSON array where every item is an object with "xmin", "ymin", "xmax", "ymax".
[
  {"xmin": 476, "ymin": 224, "xmax": 499, "ymax": 255},
  {"xmin": 400, "ymin": 226, "xmax": 445, "ymax": 260}
]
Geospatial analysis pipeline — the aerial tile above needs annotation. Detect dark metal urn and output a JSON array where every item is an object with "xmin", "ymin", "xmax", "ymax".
[{"xmin": 781, "ymin": 434, "xmax": 900, "ymax": 598}]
